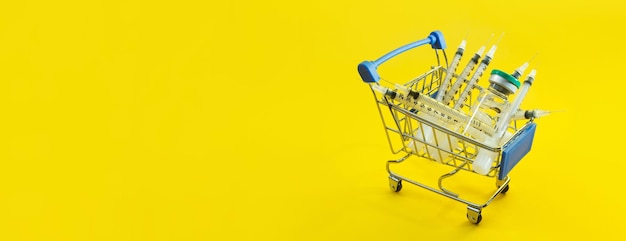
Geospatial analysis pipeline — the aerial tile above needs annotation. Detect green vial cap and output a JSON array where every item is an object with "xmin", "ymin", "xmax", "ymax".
[{"xmin": 491, "ymin": 69, "xmax": 521, "ymax": 88}]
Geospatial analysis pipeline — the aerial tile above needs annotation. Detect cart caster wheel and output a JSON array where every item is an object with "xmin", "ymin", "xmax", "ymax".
[
  {"xmin": 389, "ymin": 177, "xmax": 402, "ymax": 192},
  {"xmin": 501, "ymin": 185, "xmax": 510, "ymax": 194},
  {"xmin": 467, "ymin": 207, "xmax": 482, "ymax": 224},
  {"xmin": 467, "ymin": 213, "xmax": 482, "ymax": 224}
]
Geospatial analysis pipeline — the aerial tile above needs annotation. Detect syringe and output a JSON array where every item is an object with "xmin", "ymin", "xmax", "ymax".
[
  {"xmin": 472, "ymin": 70, "xmax": 537, "ymax": 175},
  {"xmin": 511, "ymin": 109, "xmax": 552, "ymax": 120},
  {"xmin": 373, "ymin": 84, "xmax": 494, "ymax": 162},
  {"xmin": 441, "ymin": 37, "xmax": 490, "ymax": 105},
  {"xmin": 436, "ymin": 39, "xmax": 466, "ymax": 101},
  {"xmin": 372, "ymin": 84, "xmax": 497, "ymax": 136},
  {"xmin": 453, "ymin": 44, "xmax": 497, "ymax": 110}
]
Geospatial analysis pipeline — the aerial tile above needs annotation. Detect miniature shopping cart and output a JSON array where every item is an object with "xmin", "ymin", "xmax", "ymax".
[{"xmin": 357, "ymin": 30, "xmax": 537, "ymax": 224}]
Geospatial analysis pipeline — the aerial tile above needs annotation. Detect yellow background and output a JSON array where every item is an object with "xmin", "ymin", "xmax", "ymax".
[{"xmin": 0, "ymin": 0, "xmax": 624, "ymax": 240}]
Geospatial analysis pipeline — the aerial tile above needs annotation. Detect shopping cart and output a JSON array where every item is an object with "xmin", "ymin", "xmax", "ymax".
[{"xmin": 357, "ymin": 30, "xmax": 537, "ymax": 224}]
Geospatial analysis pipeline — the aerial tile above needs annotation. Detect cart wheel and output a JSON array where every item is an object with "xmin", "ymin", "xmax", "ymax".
[
  {"xmin": 389, "ymin": 177, "xmax": 402, "ymax": 192},
  {"xmin": 467, "ymin": 207, "xmax": 482, "ymax": 224},
  {"xmin": 501, "ymin": 185, "xmax": 510, "ymax": 194},
  {"xmin": 467, "ymin": 213, "xmax": 482, "ymax": 224}
]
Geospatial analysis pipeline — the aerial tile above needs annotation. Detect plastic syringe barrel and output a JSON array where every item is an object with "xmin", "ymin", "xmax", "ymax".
[
  {"xmin": 453, "ymin": 51, "xmax": 493, "ymax": 110},
  {"xmin": 441, "ymin": 48, "xmax": 484, "ymax": 105},
  {"xmin": 436, "ymin": 41, "xmax": 466, "ymax": 101},
  {"xmin": 413, "ymin": 92, "xmax": 496, "ymax": 136},
  {"xmin": 513, "ymin": 110, "xmax": 535, "ymax": 120},
  {"xmin": 494, "ymin": 70, "xmax": 536, "ymax": 139},
  {"xmin": 373, "ymin": 85, "xmax": 496, "ymax": 135}
]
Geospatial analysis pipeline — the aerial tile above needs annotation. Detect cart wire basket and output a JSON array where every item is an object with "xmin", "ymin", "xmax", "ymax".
[{"xmin": 357, "ymin": 30, "xmax": 537, "ymax": 224}]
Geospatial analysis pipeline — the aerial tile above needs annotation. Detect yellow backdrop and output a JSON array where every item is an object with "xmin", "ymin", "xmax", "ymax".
[{"xmin": 0, "ymin": 0, "xmax": 623, "ymax": 240}]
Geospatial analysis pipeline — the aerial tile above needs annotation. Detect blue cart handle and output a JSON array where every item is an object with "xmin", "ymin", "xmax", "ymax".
[{"xmin": 358, "ymin": 30, "xmax": 446, "ymax": 83}]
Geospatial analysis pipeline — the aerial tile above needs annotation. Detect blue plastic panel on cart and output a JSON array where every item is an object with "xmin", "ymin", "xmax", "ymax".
[{"xmin": 498, "ymin": 123, "xmax": 537, "ymax": 180}]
